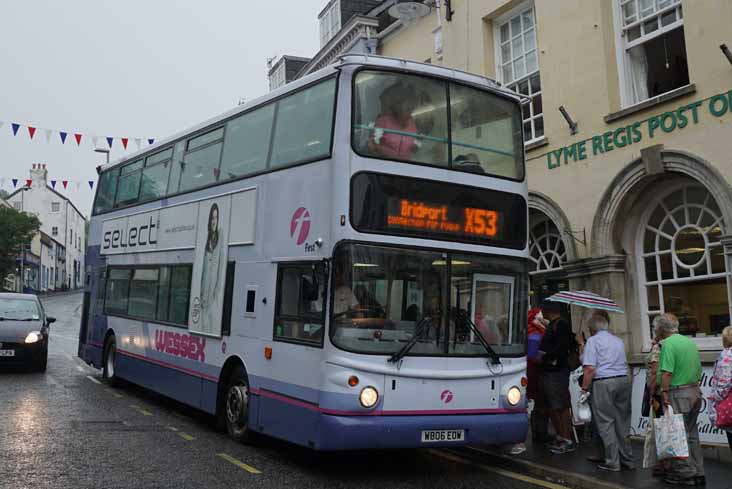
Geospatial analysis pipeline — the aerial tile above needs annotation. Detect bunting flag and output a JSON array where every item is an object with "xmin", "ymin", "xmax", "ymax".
[
  {"xmin": 2, "ymin": 119, "xmax": 156, "ymax": 152},
  {"xmin": 50, "ymin": 180, "xmax": 57, "ymax": 189},
  {"xmin": 88, "ymin": 181, "xmax": 94, "ymax": 189},
  {"xmin": 12, "ymin": 179, "xmax": 18, "ymax": 188},
  {"xmin": 2, "ymin": 177, "xmax": 96, "ymax": 192},
  {"xmin": 62, "ymin": 180, "xmax": 68, "ymax": 189},
  {"xmin": 25, "ymin": 179, "xmax": 32, "ymax": 188}
]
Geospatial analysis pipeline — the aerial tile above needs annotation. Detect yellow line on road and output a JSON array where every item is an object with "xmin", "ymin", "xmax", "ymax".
[
  {"xmin": 129, "ymin": 404, "xmax": 153, "ymax": 416},
  {"xmin": 105, "ymin": 388, "xmax": 124, "ymax": 398},
  {"xmin": 427, "ymin": 449, "xmax": 570, "ymax": 489},
  {"xmin": 217, "ymin": 453, "xmax": 262, "ymax": 474},
  {"xmin": 86, "ymin": 375, "xmax": 102, "ymax": 385},
  {"xmin": 177, "ymin": 432, "xmax": 195, "ymax": 441}
]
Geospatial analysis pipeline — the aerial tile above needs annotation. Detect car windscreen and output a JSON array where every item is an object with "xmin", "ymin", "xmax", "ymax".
[{"xmin": 0, "ymin": 299, "xmax": 41, "ymax": 321}]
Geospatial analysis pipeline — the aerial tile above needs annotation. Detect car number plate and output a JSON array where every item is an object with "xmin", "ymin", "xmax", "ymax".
[
  {"xmin": 421, "ymin": 429, "xmax": 465, "ymax": 443},
  {"xmin": 0, "ymin": 349, "xmax": 15, "ymax": 357}
]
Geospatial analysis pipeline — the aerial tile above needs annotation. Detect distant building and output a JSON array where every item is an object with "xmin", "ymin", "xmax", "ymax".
[
  {"xmin": 7, "ymin": 164, "xmax": 86, "ymax": 290},
  {"xmin": 268, "ymin": 56, "xmax": 312, "ymax": 91}
]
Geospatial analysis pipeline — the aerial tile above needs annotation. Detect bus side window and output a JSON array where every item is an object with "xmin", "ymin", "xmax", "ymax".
[
  {"xmin": 273, "ymin": 263, "xmax": 326, "ymax": 346},
  {"xmin": 221, "ymin": 262, "xmax": 236, "ymax": 336},
  {"xmin": 244, "ymin": 285, "xmax": 257, "ymax": 318}
]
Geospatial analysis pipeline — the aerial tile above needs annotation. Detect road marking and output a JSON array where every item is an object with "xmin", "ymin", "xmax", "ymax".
[
  {"xmin": 46, "ymin": 375, "xmax": 60, "ymax": 386},
  {"xmin": 130, "ymin": 404, "xmax": 153, "ymax": 416},
  {"xmin": 177, "ymin": 432, "xmax": 195, "ymax": 441},
  {"xmin": 166, "ymin": 426, "xmax": 179, "ymax": 432},
  {"xmin": 65, "ymin": 353, "xmax": 74, "ymax": 361},
  {"xmin": 76, "ymin": 365, "xmax": 85, "ymax": 372},
  {"xmin": 105, "ymin": 388, "xmax": 124, "ymax": 398},
  {"xmin": 428, "ymin": 449, "xmax": 570, "ymax": 489},
  {"xmin": 217, "ymin": 453, "xmax": 262, "ymax": 474},
  {"xmin": 53, "ymin": 335, "xmax": 79, "ymax": 342},
  {"xmin": 86, "ymin": 375, "xmax": 102, "ymax": 385}
]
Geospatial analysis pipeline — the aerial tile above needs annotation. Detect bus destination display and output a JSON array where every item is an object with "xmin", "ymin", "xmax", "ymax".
[{"xmin": 387, "ymin": 199, "xmax": 501, "ymax": 239}]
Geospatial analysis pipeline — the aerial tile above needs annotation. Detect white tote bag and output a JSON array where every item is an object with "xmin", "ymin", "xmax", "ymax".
[
  {"xmin": 569, "ymin": 367, "xmax": 591, "ymax": 425},
  {"xmin": 654, "ymin": 406, "xmax": 689, "ymax": 460}
]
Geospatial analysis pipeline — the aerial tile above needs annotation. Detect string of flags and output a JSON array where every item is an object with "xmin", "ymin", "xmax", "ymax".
[
  {"xmin": 2, "ymin": 177, "xmax": 95, "ymax": 191},
  {"xmin": 0, "ymin": 120, "xmax": 155, "ymax": 150}
]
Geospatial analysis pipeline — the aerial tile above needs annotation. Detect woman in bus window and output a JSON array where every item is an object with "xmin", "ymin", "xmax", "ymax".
[
  {"xmin": 200, "ymin": 203, "xmax": 223, "ymax": 334},
  {"xmin": 368, "ymin": 81, "xmax": 419, "ymax": 160}
]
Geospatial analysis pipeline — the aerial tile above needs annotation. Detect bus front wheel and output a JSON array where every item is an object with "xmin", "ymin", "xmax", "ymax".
[
  {"xmin": 103, "ymin": 335, "xmax": 119, "ymax": 386},
  {"xmin": 223, "ymin": 365, "xmax": 251, "ymax": 442}
]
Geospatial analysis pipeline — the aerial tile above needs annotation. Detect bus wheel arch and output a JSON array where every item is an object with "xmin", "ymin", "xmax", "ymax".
[
  {"xmin": 102, "ymin": 329, "xmax": 119, "ymax": 386},
  {"xmin": 217, "ymin": 356, "xmax": 253, "ymax": 443}
]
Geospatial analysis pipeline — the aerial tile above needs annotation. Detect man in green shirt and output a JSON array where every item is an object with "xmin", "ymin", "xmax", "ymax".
[{"xmin": 656, "ymin": 314, "xmax": 704, "ymax": 486}]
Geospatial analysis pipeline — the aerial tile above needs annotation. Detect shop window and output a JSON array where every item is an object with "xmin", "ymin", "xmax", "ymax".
[
  {"xmin": 616, "ymin": 0, "xmax": 689, "ymax": 106},
  {"xmin": 494, "ymin": 3, "xmax": 543, "ymax": 143},
  {"xmin": 273, "ymin": 263, "xmax": 327, "ymax": 345},
  {"xmin": 639, "ymin": 183, "xmax": 729, "ymax": 347}
]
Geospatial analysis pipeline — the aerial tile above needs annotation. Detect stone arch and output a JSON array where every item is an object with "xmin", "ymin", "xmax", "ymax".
[
  {"xmin": 591, "ymin": 148, "xmax": 732, "ymax": 256},
  {"xmin": 529, "ymin": 191, "xmax": 578, "ymax": 262}
]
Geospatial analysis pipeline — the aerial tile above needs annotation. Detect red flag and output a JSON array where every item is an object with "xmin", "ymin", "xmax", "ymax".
[
  {"xmin": 26, "ymin": 179, "xmax": 32, "ymax": 188},
  {"xmin": 28, "ymin": 126, "xmax": 36, "ymax": 140},
  {"xmin": 121, "ymin": 137, "xmax": 129, "ymax": 149},
  {"xmin": 62, "ymin": 180, "xmax": 68, "ymax": 189},
  {"xmin": 74, "ymin": 133, "xmax": 82, "ymax": 146}
]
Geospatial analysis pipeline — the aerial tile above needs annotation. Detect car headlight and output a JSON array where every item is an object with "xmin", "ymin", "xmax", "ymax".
[
  {"xmin": 359, "ymin": 386, "xmax": 379, "ymax": 408},
  {"xmin": 24, "ymin": 331, "xmax": 42, "ymax": 344},
  {"xmin": 507, "ymin": 386, "xmax": 522, "ymax": 406}
]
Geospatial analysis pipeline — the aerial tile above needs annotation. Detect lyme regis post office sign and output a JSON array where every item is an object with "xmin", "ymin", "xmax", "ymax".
[{"xmin": 547, "ymin": 89, "xmax": 732, "ymax": 170}]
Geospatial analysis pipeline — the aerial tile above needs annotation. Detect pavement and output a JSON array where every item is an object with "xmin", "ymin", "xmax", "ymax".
[
  {"xmin": 464, "ymin": 435, "xmax": 731, "ymax": 489},
  {"xmin": 0, "ymin": 291, "xmax": 569, "ymax": 489}
]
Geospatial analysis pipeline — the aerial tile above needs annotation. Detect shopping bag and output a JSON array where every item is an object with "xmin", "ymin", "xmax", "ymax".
[
  {"xmin": 715, "ymin": 395, "xmax": 732, "ymax": 429},
  {"xmin": 569, "ymin": 367, "xmax": 589, "ymax": 425},
  {"xmin": 642, "ymin": 408, "xmax": 657, "ymax": 469},
  {"xmin": 654, "ymin": 406, "xmax": 689, "ymax": 460}
]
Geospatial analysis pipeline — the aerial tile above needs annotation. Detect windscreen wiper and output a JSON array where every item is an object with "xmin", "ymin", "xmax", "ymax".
[
  {"xmin": 388, "ymin": 316, "xmax": 432, "ymax": 364},
  {"xmin": 453, "ymin": 310, "xmax": 501, "ymax": 365}
]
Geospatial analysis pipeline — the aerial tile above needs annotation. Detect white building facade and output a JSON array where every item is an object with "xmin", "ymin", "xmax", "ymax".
[{"xmin": 8, "ymin": 164, "xmax": 86, "ymax": 290}]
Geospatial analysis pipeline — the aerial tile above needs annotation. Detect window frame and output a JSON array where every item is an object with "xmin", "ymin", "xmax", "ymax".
[
  {"xmin": 350, "ymin": 67, "xmax": 526, "ymax": 182},
  {"xmin": 92, "ymin": 74, "xmax": 339, "ymax": 216},
  {"xmin": 492, "ymin": 1, "xmax": 543, "ymax": 145},
  {"xmin": 613, "ymin": 0, "xmax": 687, "ymax": 108},
  {"xmin": 273, "ymin": 261, "xmax": 328, "ymax": 348},
  {"xmin": 51, "ymin": 201, "xmax": 61, "ymax": 213},
  {"xmin": 103, "ymin": 264, "xmax": 193, "ymax": 328}
]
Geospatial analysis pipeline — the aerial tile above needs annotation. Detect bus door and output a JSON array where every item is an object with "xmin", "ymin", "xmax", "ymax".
[{"xmin": 79, "ymin": 258, "xmax": 107, "ymax": 361}]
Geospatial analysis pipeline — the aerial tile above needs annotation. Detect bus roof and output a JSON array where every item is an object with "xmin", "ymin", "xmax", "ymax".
[{"xmin": 101, "ymin": 55, "xmax": 526, "ymax": 173}]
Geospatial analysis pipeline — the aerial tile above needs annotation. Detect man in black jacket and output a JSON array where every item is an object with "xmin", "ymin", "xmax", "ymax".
[{"xmin": 538, "ymin": 300, "xmax": 575, "ymax": 453}]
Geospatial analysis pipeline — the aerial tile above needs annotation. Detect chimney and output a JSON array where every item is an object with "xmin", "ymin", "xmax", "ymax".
[{"xmin": 30, "ymin": 163, "xmax": 48, "ymax": 186}]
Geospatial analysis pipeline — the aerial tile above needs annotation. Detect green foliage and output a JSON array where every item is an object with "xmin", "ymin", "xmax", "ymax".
[{"xmin": 0, "ymin": 207, "xmax": 41, "ymax": 287}]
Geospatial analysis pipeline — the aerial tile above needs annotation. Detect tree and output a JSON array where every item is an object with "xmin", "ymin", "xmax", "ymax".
[{"xmin": 0, "ymin": 207, "xmax": 41, "ymax": 289}]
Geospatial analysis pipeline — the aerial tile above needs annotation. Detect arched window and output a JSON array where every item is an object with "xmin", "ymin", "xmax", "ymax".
[
  {"xmin": 638, "ymin": 182, "xmax": 729, "ymax": 347},
  {"xmin": 529, "ymin": 209, "xmax": 566, "ymax": 275}
]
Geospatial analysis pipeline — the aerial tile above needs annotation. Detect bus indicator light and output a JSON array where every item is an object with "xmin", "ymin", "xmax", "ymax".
[
  {"xmin": 348, "ymin": 375, "xmax": 359, "ymax": 387},
  {"xmin": 264, "ymin": 346, "xmax": 272, "ymax": 360}
]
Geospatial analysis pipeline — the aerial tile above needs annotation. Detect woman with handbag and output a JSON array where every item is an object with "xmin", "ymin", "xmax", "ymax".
[{"xmin": 708, "ymin": 325, "xmax": 732, "ymax": 451}]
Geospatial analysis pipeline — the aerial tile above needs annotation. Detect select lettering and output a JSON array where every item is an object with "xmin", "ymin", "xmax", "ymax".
[{"xmin": 103, "ymin": 216, "xmax": 158, "ymax": 250}]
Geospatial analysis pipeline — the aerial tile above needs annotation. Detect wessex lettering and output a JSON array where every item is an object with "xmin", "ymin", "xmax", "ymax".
[
  {"xmin": 154, "ymin": 330, "xmax": 206, "ymax": 362},
  {"xmin": 103, "ymin": 216, "xmax": 158, "ymax": 251}
]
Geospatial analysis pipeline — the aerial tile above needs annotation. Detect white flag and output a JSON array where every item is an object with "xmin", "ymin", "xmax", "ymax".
[
  {"xmin": 135, "ymin": 138, "xmax": 142, "ymax": 149},
  {"xmin": 75, "ymin": 181, "xmax": 81, "ymax": 191},
  {"xmin": 0, "ymin": 121, "xmax": 4, "ymax": 131},
  {"xmin": 0, "ymin": 178, "xmax": 5, "ymax": 188},
  {"xmin": 92, "ymin": 136, "xmax": 99, "ymax": 149},
  {"xmin": 44, "ymin": 129, "xmax": 53, "ymax": 142}
]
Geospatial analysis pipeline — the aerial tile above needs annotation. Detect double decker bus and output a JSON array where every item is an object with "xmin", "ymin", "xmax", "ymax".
[{"xmin": 79, "ymin": 55, "xmax": 529, "ymax": 450}]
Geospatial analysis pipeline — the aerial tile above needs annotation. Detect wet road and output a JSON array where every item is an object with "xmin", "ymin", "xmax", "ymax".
[{"xmin": 0, "ymin": 292, "xmax": 559, "ymax": 489}]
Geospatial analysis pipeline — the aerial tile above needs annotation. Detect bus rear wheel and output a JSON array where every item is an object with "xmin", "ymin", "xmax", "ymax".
[
  {"xmin": 223, "ymin": 365, "xmax": 251, "ymax": 443},
  {"xmin": 103, "ymin": 335, "xmax": 119, "ymax": 386}
]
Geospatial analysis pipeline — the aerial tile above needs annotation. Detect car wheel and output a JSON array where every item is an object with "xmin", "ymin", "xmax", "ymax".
[
  {"xmin": 103, "ymin": 335, "xmax": 119, "ymax": 386},
  {"xmin": 221, "ymin": 365, "xmax": 252, "ymax": 443}
]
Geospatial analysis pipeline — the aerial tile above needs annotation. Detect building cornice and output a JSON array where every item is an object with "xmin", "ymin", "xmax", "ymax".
[{"xmin": 562, "ymin": 254, "xmax": 627, "ymax": 279}]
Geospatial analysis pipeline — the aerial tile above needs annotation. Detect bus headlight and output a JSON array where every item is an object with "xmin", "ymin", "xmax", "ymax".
[
  {"xmin": 24, "ymin": 331, "xmax": 42, "ymax": 344},
  {"xmin": 507, "ymin": 386, "xmax": 522, "ymax": 406},
  {"xmin": 359, "ymin": 386, "xmax": 379, "ymax": 408}
]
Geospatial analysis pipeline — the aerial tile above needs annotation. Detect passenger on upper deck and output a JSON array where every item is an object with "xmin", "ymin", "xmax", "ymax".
[{"xmin": 368, "ymin": 81, "xmax": 419, "ymax": 160}]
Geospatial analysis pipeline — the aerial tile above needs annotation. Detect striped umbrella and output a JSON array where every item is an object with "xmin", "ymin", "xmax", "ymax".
[{"xmin": 545, "ymin": 290, "xmax": 624, "ymax": 314}]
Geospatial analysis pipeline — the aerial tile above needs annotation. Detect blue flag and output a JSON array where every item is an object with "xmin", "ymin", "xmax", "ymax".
[
  {"xmin": 107, "ymin": 137, "xmax": 113, "ymax": 148},
  {"xmin": 88, "ymin": 181, "xmax": 94, "ymax": 189},
  {"xmin": 12, "ymin": 178, "xmax": 18, "ymax": 188},
  {"xmin": 148, "ymin": 138, "xmax": 154, "ymax": 145},
  {"xmin": 11, "ymin": 123, "xmax": 20, "ymax": 136},
  {"xmin": 50, "ymin": 180, "xmax": 57, "ymax": 189},
  {"xmin": 59, "ymin": 131, "xmax": 68, "ymax": 144}
]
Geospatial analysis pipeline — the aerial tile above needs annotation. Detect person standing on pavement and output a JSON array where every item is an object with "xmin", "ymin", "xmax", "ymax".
[
  {"xmin": 538, "ymin": 300, "xmax": 574, "ymax": 454},
  {"xmin": 708, "ymin": 326, "xmax": 732, "ymax": 454},
  {"xmin": 646, "ymin": 314, "xmax": 674, "ymax": 477},
  {"xmin": 527, "ymin": 307, "xmax": 549, "ymax": 443},
  {"xmin": 656, "ymin": 315, "xmax": 705, "ymax": 486},
  {"xmin": 580, "ymin": 313, "xmax": 633, "ymax": 472}
]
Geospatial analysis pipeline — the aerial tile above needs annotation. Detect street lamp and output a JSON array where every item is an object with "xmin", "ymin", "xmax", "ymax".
[
  {"xmin": 94, "ymin": 148, "xmax": 110, "ymax": 165},
  {"xmin": 17, "ymin": 187, "xmax": 30, "ymax": 292}
]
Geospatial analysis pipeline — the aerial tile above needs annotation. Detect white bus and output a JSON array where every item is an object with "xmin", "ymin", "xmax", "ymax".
[{"xmin": 79, "ymin": 55, "xmax": 530, "ymax": 450}]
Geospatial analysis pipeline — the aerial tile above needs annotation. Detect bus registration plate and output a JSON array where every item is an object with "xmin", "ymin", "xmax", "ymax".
[
  {"xmin": 0, "ymin": 350, "xmax": 15, "ymax": 357},
  {"xmin": 421, "ymin": 429, "xmax": 465, "ymax": 443}
]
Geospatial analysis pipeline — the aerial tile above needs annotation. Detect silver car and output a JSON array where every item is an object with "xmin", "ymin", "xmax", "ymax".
[{"xmin": 0, "ymin": 293, "xmax": 55, "ymax": 371}]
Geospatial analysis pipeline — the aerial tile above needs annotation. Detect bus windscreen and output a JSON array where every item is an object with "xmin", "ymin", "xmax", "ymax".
[{"xmin": 350, "ymin": 172, "xmax": 526, "ymax": 249}]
